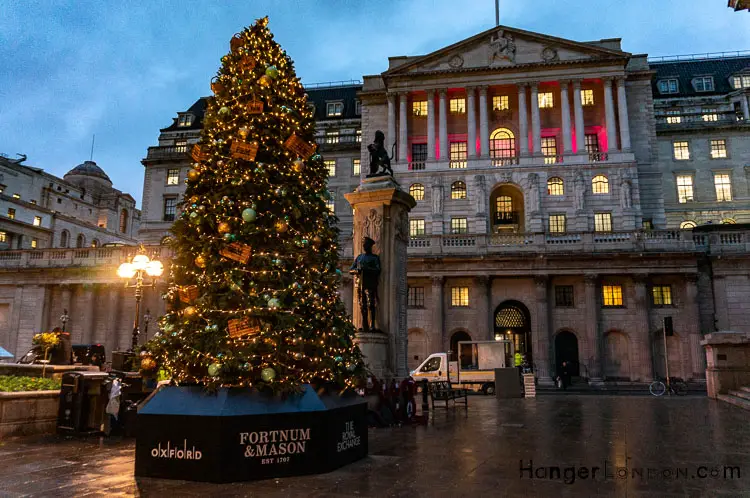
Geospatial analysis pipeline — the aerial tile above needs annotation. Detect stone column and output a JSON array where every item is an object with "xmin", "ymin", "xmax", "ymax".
[
  {"xmin": 632, "ymin": 275, "xmax": 652, "ymax": 382},
  {"xmin": 530, "ymin": 82, "xmax": 541, "ymax": 156},
  {"xmin": 426, "ymin": 90, "xmax": 436, "ymax": 161},
  {"xmin": 615, "ymin": 77, "xmax": 631, "ymax": 151},
  {"xmin": 104, "ymin": 285, "xmax": 121, "ymax": 358},
  {"xmin": 713, "ymin": 276, "xmax": 729, "ymax": 331},
  {"xmin": 398, "ymin": 92, "xmax": 408, "ymax": 163},
  {"xmin": 478, "ymin": 86, "xmax": 490, "ymax": 158},
  {"xmin": 534, "ymin": 276, "xmax": 554, "ymax": 386},
  {"xmin": 344, "ymin": 178, "xmax": 416, "ymax": 380},
  {"xmin": 584, "ymin": 274, "xmax": 603, "ymax": 384},
  {"xmin": 518, "ymin": 84, "xmax": 529, "ymax": 156},
  {"xmin": 475, "ymin": 276, "xmax": 491, "ymax": 341},
  {"xmin": 685, "ymin": 274, "xmax": 706, "ymax": 379},
  {"xmin": 603, "ymin": 77, "xmax": 618, "ymax": 151},
  {"xmin": 560, "ymin": 81, "xmax": 573, "ymax": 154},
  {"xmin": 438, "ymin": 89, "xmax": 448, "ymax": 161},
  {"xmin": 572, "ymin": 80, "xmax": 586, "ymax": 154},
  {"xmin": 81, "ymin": 284, "xmax": 97, "ymax": 344},
  {"xmin": 387, "ymin": 93, "xmax": 397, "ymax": 153},
  {"xmin": 466, "ymin": 87, "xmax": 477, "ymax": 159},
  {"xmin": 741, "ymin": 95, "xmax": 750, "ymax": 121},
  {"xmin": 431, "ymin": 276, "xmax": 445, "ymax": 350},
  {"xmin": 60, "ymin": 285, "xmax": 73, "ymax": 332}
]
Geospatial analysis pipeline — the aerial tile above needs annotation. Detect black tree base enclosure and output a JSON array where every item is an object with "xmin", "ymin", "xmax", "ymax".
[{"xmin": 135, "ymin": 385, "xmax": 367, "ymax": 483}]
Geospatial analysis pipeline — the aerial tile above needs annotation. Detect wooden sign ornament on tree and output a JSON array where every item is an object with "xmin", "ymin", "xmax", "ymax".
[
  {"xmin": 227, "ymin": 316, "xmax": 262, "ymax": 338},
  {"xmin": 283, "ymin": 133, "xmax": 316, "ymax": 159},
  {"xmin": 178, "ymin": 285, "xmax": 199, "ymax": 304},
  {"xmin": 190, "ymin": 144, "xmax": 209, "ymax": 163},
  {"xmin": 230, "ymin": 140, "xmax": 259, "ymax": 161},
  {"xmin": 219, "ymin": 242, "xmax": 252, "ymax": 264}
]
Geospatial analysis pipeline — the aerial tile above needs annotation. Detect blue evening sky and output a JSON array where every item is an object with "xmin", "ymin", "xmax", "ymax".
[{"xmin": 1, "ymin": 0, "xmax": 748, "ymax": 208}]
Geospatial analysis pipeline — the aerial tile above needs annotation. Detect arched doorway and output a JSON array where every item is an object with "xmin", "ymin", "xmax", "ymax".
[
  {"xmin": 555, "ymin": 331, "xmax": 580, "ymax": 377},
  {"xmin": 604, "ymin": 331, "xmax": 631, "ymax": 381},
  {"xmin": 449, "ymin": 330, "xmax": 472, "ymax": 365},
  {"xmin": 494, "ymin": 301, "xmax": 531, "ymax": 365},
  {"xmin": 490, "ymin": 184, "xmax": 524, "ymax": 233},
  {"xmin": 408, "ymin": 328, "xmax": 429, "ymax": 371}
]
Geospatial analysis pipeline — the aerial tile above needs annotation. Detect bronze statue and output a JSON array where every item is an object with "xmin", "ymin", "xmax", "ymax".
[
  {"xmin": 366, "ymin": 130, "xmax": 394, "ymax": 177},
  {"xmin": 349, "ymin": 237, "xmax": 381, "ymax": 332}
]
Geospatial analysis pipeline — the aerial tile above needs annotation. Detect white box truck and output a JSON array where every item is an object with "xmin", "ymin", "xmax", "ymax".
[{"xmin": 410, "ymin": 340, "xmax": 513, "ymax": 395}]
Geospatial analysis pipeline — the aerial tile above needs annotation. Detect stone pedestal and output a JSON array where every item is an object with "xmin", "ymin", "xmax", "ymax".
[
  {"xmin": 344, "ymin": 176, "xmax": 415, "ymax": 381},
  {"xmin": 701, "ymin": 331, "xmax": 750, "ymax": 399}
]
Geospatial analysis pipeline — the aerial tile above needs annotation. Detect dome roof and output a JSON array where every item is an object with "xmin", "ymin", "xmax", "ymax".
[{"xmin": 64, "ymin": 160, "xmax": 112, "ymax": 183}]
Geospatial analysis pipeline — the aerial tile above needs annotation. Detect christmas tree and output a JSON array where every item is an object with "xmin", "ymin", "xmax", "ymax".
[{"xmin": 143, "ymin": 17, "xmax": 364, "ymax": 394}]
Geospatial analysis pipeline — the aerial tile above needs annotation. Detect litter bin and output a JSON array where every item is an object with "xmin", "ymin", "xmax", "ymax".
[{"xmin": 57, "ymin": 371, "xmax": 110, "ymax": 434}]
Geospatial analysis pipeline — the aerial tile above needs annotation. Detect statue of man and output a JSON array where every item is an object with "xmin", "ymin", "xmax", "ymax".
[{"xmin": 349, "ymin": 237, "xmax": 381, "ymax": 332}]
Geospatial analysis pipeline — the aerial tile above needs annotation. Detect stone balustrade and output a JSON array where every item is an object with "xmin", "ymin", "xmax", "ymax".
[{"xmin": 0, "ymin": 246, "xmax": 174, "ymax": 269}]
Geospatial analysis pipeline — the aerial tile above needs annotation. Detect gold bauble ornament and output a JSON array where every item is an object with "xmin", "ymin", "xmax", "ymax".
[
  {"xmin": 275, "ymin": 220, "xmax": 289, "ymax": 233},
  {"xmin": 258, "ymin": 75, "xmax": 272, "ymax": 88},
  {"xmin": 293, "ymin": 159, "xmax": 304, "ymax": 172},
  {"xmin": 312, "ymin": 235, "xmax": 322, "ymax": 245},
  {"xmin": 195, "ymin": 255, "xmax": 206, "ymax": 268},
  {"xmin": 140, "ymin": 357, "xmax": 157, "ymax": 372},
  {"xmin": 183, "ymin": 306, "xmax": 197, "ymax": 318},
  {"xmin": 218, "ymin": 222, "xmax": 231, "ymax": 234},
  {"xmin": 187, "ymin": 169, "xmax": 199, "ymax": 181},
  {"xmin": 238, "ymin": 126, "xmax": 250, "ymax": 139}
]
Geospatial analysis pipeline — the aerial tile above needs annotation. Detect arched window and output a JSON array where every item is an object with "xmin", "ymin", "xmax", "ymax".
[
  {"xmin": 451, "ymin": 181, "xmax": 467, "ymax": 200},
  {"xmin": 76, "ymin": 234, "xmax": 85, "ymax": 248},
  {"xmin": 119, "ymin": 209, "xmax": 128, "ymax": 233},
  {"xmin": 91, "ymin": 239, "xmax": 100, "ymax": 248},
  {"xmin": 490, "ymin": 128, "xmax": 516, "ymax": 164},
  {"xmin": 547, "ymin": 177, "xmax": 564, "ymax": 196},
  {"xmin": 680, "ymin": 221, "xmax": 697, "ymax": 229},
  {"xmin": 60, "ymin": 230, "xmax": 69, "ymax": 248},
  {"xmin": 721, "ymin": 218, "xmax": 736, "ymax": 224},
  {"xmin": 409, "ymin": 183, "xmax": 425, "ymax": 201},
  {"xmin": 592, "ymin": 175, "xmax": 609, "ymax": 194},
  {"xmin": 160, "ymin": 236, "xmax": 173, "ymax": 245},
  {"xmin": 496, "ymin": 195, "xmax": 513, "ymax": 213}
]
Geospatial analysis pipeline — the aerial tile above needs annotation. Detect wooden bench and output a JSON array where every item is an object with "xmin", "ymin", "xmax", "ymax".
[{"xmin": 429, "ymin": 381, "xmax": 468, "ymax": 408}]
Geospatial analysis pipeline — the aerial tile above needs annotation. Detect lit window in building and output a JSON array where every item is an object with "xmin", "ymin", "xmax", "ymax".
[
  {"xmin": 585, "ymin": 134, "xmax": 599, "ymax": 154},
  {"xmin": 581, "ymin": 89, "xmax": 594, "ymax": 106},
  {"xmin": 119, "ymin": 209, "xmax": 128, "ymax": 233},
  {"xmin": 602, "ymin": 285, "xmax": 623, "ymax": 306},
  {"xmin": 657, "ymin": 79, "xmax": 679, "ymax": 94},
  {"xmin": 409, "ymin": 183, "xmax": 425, "ymax": 200},
  {"xmin": 592, "ymin": 175, "xmax": 609, "ymax": 194},
  {"xmin": 353, "ymin": 159, "xmax": 361, "ymax": 176},
  {"xmin": 555, "ymin": 285, "xmax": 574, "ymax": 307},
  {"xmin": 492, "ymin": 95, "xmax": 509, "ymax": 111},
  {"xmin": 450, "ymin": 98, "xmax": 466, "ymax": 114},
  {"xmin": 7, "ymin": 208, "xmax": 15, "ymax": 220},
  {"xmin": 0, "ymin": 186, "xmax": 4, "ymax": 194},
  {"xmin": 167, "ymin": 169, "xmax": 180, "ymax": 185},
  {"xmin": 538, "ymin": 92, "xmax": 554, "ymax": 108},
  {"xmin": 693, "ymin": 76, "xmax": 714, "ymax": 92},
  {"xmin": 496, "ymin": 196, "xmax": 512, "ymax": 214},
  {"xmin": 178, "ymin": 114, "xmax": 193, "ymax": 127},
  {"xmin": 490, "ymin": 128, "xmax": 515, "ymax": 163},
  {"xmin": 31, "ymin": 238, "xmax": 38, "ymax": 249},
  {"xmin": 676, "ymin": 175, "xmax": 694, "ymax": 203},
  {"xmin": 666, "ymin": 109, "xmax": 681, "ymax": 124},
  {"xmin": 541, "ymin": 137, "xmax": 557, "ymax": 164},
  {"xmin": 91, "ymin": 239, "xmax": 99, "ymax": 248},
  {"xmin": 12, "ymin": 193, "xmax": 20, "ymax": 199},
  {"xmin": 702, "ymin": 107, "xmax": 718, "ymax": 122},
  {"xmin": 652, "ymin": 285, "xmax": 672, "ymax": 306},
  {"xmin": 721, "ymin": 218, "xmax": 736, "ymax": 224},
  {"xmin": 410, "ymin": 219, "xmax": 425, "ymax": 237},
  {"xmin": 324, "ymin": 159, "xmax": 336, "ymax": 177},
  {"xmin": 451, "ymin": 181, "xmax": 467, "ymax": 200},
  {"xmin": 33, "ymin": 216, "xmax": 42, "ymax": 226},
  {"xmin": 594, "ymin": 212, "xmax": 612, "ymax": 232},
  {"xmin": 549, "ymin": 214, "xmax": 566, "ymax": 233},
  {"xmin": 30, "ymin": 200, "xmax": 36, "ymax": 205},
  {"xmin": 733, "ymin": 75, "xmax": 750, "ymax": 89},
  {"xmin": 412, "ymin": 101, "xmax": 427, "ymax": 117},
  {"xmin": 325, "ymin": 198, "xmax": 335, "ymax": 213},
  {"xmin": 411, "ymin": 143, "xmax": 427, "ymax": 170},
  {"xmin": 710, "ymin": 139, "xmax": 727, "ymax": 159},
  {"xmin": 714, "ymin": 173, "xmax": 732, "ymax": 202},
  {"xmin": 451, "ymin": 287, "xmax": 469, "ymax": 307},
  {"xmin": 680, "ymin": 221, "xmax": 697, "ymax": 229},
  {"xmin": 450, "ymin": 217, "xmax": 468, "ymax": 234},
  {"xmin": 449, "ymin": 142, "xmax": 467, "ymax": 169},
  {"xmin": 0, "ymin": 231, "xmax": 6, "ymax": 243},
  {"xmin": 163, "ymin": 197, "xmax": 177, "ymax": 222},
  {"xmin": 547, "ymin": 177, "xmax": 564, "ymax": 196},
  {"xmin": 326, "ymin": 102, "xmax": 343, "ymax": 117},
  {"xmin": 408, "ymin": 286, "xmax": 424, "ymax": 308},
  {"xmin": 174, "ymin": 140, "xmax": 187, "ymax": 152},
  {"xmin": 325, "ymin": 130, "xmax": 340, "ymax": 144},
  {"xmin": 673, "ymin": 141, "xmax": 690, "ymax": 160},
  {"xmin": 356, "ymin": 129, "xmax": 362, "ymax": 143}
]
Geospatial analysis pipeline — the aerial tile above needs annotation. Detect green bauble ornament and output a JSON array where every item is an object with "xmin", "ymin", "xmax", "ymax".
[
  {"xmin": 267, "ymin": 297, "xmax": 281, "ymax": 309},
  {"xmin": 190, "ymin": 212, "xmax": 198, "ymax": 219},
  {"xmin": 219, "ymin": 106, "xmax": 230, "ymax": 115},
  {"xmin": 261, "ymin": 367, "xmax": 276, "ymax": 382},
  {"xmin": 265, "ymin": 65, "xmax": 279, "ymax": 79},
  {"xmin": 223, "ymin": 233, "xmax": 236, "ymax": 241},
  {"xmin": 334, "ymin": 356, "xmax": 343, "ymax": 363},
  {"xmin": 242, "ymin": 208, "xmax": 257, "ymax": 222},
  {"xmin": 208, "ymin": 363, "xmax": 222, "ymax": 377}
]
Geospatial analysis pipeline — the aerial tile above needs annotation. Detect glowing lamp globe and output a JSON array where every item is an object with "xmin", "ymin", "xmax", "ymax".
[
  {"xmin": 131, "ymin": 254, "xmax": 150, "ymax": 271},
  {"xmin": 117, "ymin": 263, "xmax": 136, "ymax": 279},
  {"xmin": 145, "ymin": 260, "xmax": 164, "ymax": 277}
]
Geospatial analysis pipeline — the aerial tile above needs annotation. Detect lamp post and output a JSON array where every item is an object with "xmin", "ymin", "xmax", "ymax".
[
  {"xmin": 60, "ymin": 309, "xmax": 69, "ymax": 332},
  {"xmin": 143, "ymin": 309, "xmax": 152, "ymax": 340},
  {"xmin": 117, "ymin": 248, "xmax": 163, "ymax": 351}
]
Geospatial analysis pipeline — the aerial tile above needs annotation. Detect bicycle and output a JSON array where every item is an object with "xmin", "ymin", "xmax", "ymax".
[{"xmin": 649, "ymin": 376, "xmax": 688, "ymax": 396}]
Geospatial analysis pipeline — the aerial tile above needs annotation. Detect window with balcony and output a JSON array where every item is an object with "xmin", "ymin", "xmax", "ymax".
[
  {"xmin": 733, "ymin": 75, "xmax": 750, "ymax": 89},
  {"xmin": 163, "ymin": 197, "xmax": 177, "ymax": 222},
  {"xmin": 591, "ymin": 174, "xmax": 609, "ymax": 194},
  {"xmin": 496, "ymin": 196, "xmax": 512, "ymax": 214},
  {"xmin": 411, "ymin": 143, "xmax": 427, "ymax": 170},
  {"xmin": 714, "ymin": 173, "xmax": 732, "ymax": 202},
  {"xmin": 324, "ymin": 159, "xmax": 336, "ymax": 177},
  {"xmin": 585, "ymin": 134, "xmax": 602, "ymax": 161},
  {"xmin": 547, "ymin": 177, "xmax": 564, "ymax": 196},
  {"xmin": 410, "ymin": 219, "xmax": 425, "ymax": 237},
  {"xmin": 676, "ymin": 175, "xmax": 694, "ymax": 203},
  {"xmin": 449, "ymin": 142, "xmax": 467, "ymax": 169},
  {"xmin": 353, "ymin": 159, "xmax": 361, "ymax": 176},
  {"xmin": 490, "ymin": 128, "xmax": 516, "ymax": 164},
  {"xmin": 325, "ymin": 130, "xmax": 340, "ymax": 144},
  {"xmin": 31, "ymin": 238, "xmax": 38, "ymax": 249},
  {"xmin": 555, "ymin": 285, "xmax": 574, "ymax": 307},
  {"xmin": 492, "ymin": 95, "xmax": 509, "ymax": 111},
  {"xmin": 581, "ymin": 89, "xmax": 594, "ymax": 106},
  {"xmin": 178, "ymin": 114, "xmax": 193, "ymax": 127},
  {"xmin": 326, "ymin": 102, "xmax": 343, "ymax": 117},
  {"xmin": 412, "ymin": 101, "xmax": 427, "ymax": 117},
  {"xmin": 451, "ymin": 287, "xmax": 469, "ymax": 307},
  {"xmin": 0, "ymin": 231, "xmax": 6, "ymax": 243},
  {"xmin": 702, "ymin": 107, "xmax": 718, "ymax": 122},
  {"xmin": 174, "ymin": 140, "xmax": 187, "ymax": 152},
  {"xmin": 60, "ymin": 230, "xmax": 69, "ymax": 248},
  {"xmin": 594, "ymin": 212, "xmax": 612, "ymax": 232},
  {"xmin": 652, "ymin": 285, "xmax": 673, "ymax": 306},
  {"xmin": 538, "ymin": 92, "xmax": 554, "ymax": 108},
  {"xmin": 450, "ymin": 217, "xmax": 468, "ymax": 234},
  {"xmin": 680, "ymin": 221, "xmax": 697, "ymax": 229},
  {"xmin": 451, "ymin": 181, "xmax": 467, "ymax": 200},
  {"xmin": 602, "ymin": 285, "xmax": 623, "ymax": 307},
  {"xmin": 167, "ymin": 168, "xmax": 180, "ymax": 185},
  {"xmin": 710, "ymin": 139, "xmax": 727, "ymax": 159},
  {"xmin": 657, "ymin": 79, "xmax": 679, "ymax": 94},
  {"xmin": 33, "ymin": 216, "xmax": 41, "ymax": 226},
  {"xmin": 673, "ymin": 141, "xmax": 690, "ymax": 160},
  {"xmin": 666, "ymin": 109, "xmax": 681, "ymax": 124},
  {"xmin": 408, "ymin": 286, "xmax": 424, "ymax": 308},
  {"xmin": 541, "ymin": 137, "xmax": 557, "ymax": 164},
  {"xmin": 549, "ymin": 214, "xmax": 566, "ymax": 233},
  {"xmin": 693, "ymin": 76, "xmax": 715, "ymax": 92},
  {"xmin": 409, "ymin": 183, "xmax": 425, "ymax": 200},
  {"xmin": 449, "ymin": 98, "xmax": 466, "ymax": 113},
  {"xmin": 7, "ymin": 208, "xmax": 15, "ymax": 220}
]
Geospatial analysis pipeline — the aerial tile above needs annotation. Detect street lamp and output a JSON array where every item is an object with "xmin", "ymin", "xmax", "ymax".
[
  {"xmin": 117, "ymin": 248, "xmax": 163, "ymax": 351},
  {"xmin": 60, "ymin": 309, "xmax": 69, "ymax": 332},
  {"xmin": 143, "ymin": 309, "xmax": 152, "ymax": 339}
]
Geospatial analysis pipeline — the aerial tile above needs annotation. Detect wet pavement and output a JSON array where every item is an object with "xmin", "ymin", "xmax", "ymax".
[{"xmin": 0, "ymin": 394, "xmax": 749, "ymax": 497}]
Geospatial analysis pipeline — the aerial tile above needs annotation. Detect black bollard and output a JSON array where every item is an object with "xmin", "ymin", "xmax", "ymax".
[{"xmin": 422, "ymin": 379, "xmax": 429, "ymax": 413}]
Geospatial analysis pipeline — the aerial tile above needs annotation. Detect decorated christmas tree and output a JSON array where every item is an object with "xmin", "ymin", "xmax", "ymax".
[{"xmin": 143, "ymin": 17, "xmax": 364, "ymax": 394}]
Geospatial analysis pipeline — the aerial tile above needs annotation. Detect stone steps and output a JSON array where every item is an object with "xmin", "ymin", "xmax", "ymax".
[
  {"xmin": 729, "ymin": 388, "xmax": 750, "ymax": 402},
  {"xmin": 718, "ymin": 391, "xmax": 750, "ymax": 411}
]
